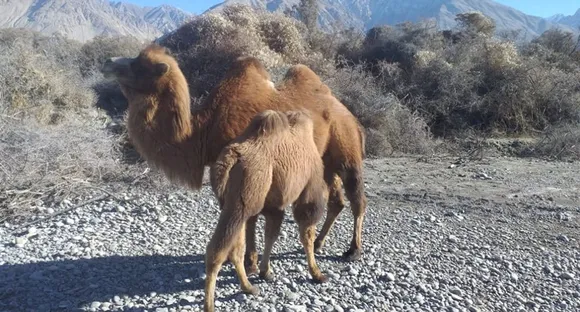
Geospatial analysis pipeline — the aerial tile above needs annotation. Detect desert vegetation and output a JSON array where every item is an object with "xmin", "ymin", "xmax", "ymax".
[{"xmin": 1, "ymin": 4, "xmax": 580, "ymax": 223}]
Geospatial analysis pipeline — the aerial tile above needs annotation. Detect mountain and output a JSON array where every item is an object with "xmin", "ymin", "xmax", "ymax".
[
  {"xmin": 208, "ymin": 0, "xmax": 575, "ymax": 40},
  {"xmin": 0, "ymin": 0, "xmax": 194, "ymax": 43},
  {"xmin": 548, "ymin": 9, "xmax": 580, "ymax": 29}
]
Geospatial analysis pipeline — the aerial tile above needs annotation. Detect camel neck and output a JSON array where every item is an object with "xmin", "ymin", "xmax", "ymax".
[{"xmin": 125, "ymin": 89, "xmax": 211, "ymax": 190}]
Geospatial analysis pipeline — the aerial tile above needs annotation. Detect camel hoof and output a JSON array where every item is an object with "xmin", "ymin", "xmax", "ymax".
[
  {"xmin": 313, "ymin": 239, "xmax": 324, "ymax": 253},
  {"xmin": 244, "ymin": 285, "xmax": 260, "ymax": 296},
  {"xmin": 245, "ymin": 265, "xmax": 259, "ymax": 276},
  {"xmin": 342, "ymin": 248, "xmax": 362, "ymax": 262},
  {"xmin": 313, "ymin": 274, "xmax": 329, "ymax": 284},
  {"xmin": 259, "ymin": 270, "xmax": 275, "ymax": 282}
]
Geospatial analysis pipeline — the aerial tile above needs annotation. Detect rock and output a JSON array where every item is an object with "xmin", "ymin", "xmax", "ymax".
[
  {"xmin": 543, "ymin": 266, "xmax": 553, "ymax": 274},
  {"xmin": 286, "ymin": 291, "xmax": 300, "ymax": 301},
  {"xmin": 557, "ymin": 234, "xmax": 570, "ymax": 242},
  {"xmin": 560, "ymin": 272, "xmax": 574, "ymax": 280},
  {"xmin": 90, "ymin": 301, "xmax": 101, "ymax": 309},
  {"xmin": 449, "ymin": 287, "xmax": 463, "ymax": 296},
  {"xmin": 46, "ymin": 208, "xmax": 55, "ymax": 214},
  {"xmin": 411, "ymin": 219, "xmax": 422, "ymax": 226},
  {"xmin": 348, "ymin": 267, "xmax": 359, "ymax": 276},
  {"xmin": 27, "ymin": 227, "xmax": 38, "ymax": 235},
  {"xmin": 385, "ymin": 273, "xmax": 395, "ymax": 282},
  {"xmin": 157, "ymin": 215, "xmax": 168, "ymax": 223},
  {"xmin": 65, "ymin": 218, "xmax": 75, "ymax": 225},
  {"xmin": 510, "ymin": 272, "xmax": 519, "ymax": 282},
  {"xmin": 179, "ymin": 296, "xmax": 196, "ymax": 304},
  {"xmin": 14, "ymin": 237, "xmax": 27, "ymax": 248},
  {"xmin": 155, "ymin": 308, "xmax": 168, "ymax": 312},
  {"xmin": 448, "ymin": 235, "xmax": 459, "ymax": 243}
]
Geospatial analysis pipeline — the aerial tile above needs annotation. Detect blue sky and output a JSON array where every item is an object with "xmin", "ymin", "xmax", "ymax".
[{"xmin": 128, "ymin": 0, "xmax": 579, "ymax": 17}]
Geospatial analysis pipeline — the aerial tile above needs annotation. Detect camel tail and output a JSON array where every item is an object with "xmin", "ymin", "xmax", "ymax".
[
  {"xmin": 210, "ymin": 147, "xmax": 240, "ymax": 207},
  {"xmin": 246, "ymin": 110, "xmax": 290, "ymax": 137}
]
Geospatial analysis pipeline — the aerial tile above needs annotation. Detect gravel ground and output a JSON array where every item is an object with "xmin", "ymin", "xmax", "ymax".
[{"xmin": 1, "ymin": 155, "xmax": 580, "ymax": 312}]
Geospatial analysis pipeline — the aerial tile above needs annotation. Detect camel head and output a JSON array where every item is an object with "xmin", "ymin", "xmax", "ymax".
[{"xmin": 100, "ymin": 43, "xmax": 178, "ymax": 94}]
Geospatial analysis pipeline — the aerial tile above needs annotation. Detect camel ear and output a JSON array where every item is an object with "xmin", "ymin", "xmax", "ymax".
[{"xmin": 154, "ymin": 62, "xmax": 170, "ymax": 76}]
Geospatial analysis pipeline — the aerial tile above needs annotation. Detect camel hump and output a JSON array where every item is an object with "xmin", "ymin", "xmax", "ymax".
[
  {"xmin": 228, "ymin": 55, "xmax": 272, "ymax": 82},
  {"xmin": 285, "ymin": 109, "xmax": 313, "ymax": 127},
  {"xmin": 282, "ymin": 64, "xmax": 331, "ymax": 95},
  {"xmin": 247, "ymin": 110, "xmax": 290, "ymax": 137}
]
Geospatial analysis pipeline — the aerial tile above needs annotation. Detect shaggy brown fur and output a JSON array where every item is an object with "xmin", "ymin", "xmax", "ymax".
[
  {"xmin": 101, "ymin": 43, "xmax": 367, "ymax": 272},
  {"xmin": 205, "ymin": 109, "xmax": 329, "ymax": 312}
]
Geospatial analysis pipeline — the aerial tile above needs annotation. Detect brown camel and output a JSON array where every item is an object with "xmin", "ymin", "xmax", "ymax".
[
  {"xmin": 100, "ymin": 43, "xmax": 367, "ymax": 273},
  {"xmin": 205, "ymin": 109, "xmax": 329, "ymax": 312}
]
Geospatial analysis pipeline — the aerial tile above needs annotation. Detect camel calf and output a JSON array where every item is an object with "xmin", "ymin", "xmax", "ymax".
[{"xmin": 205, "ymin": 109, "xmax": 329, "ymax": 312}]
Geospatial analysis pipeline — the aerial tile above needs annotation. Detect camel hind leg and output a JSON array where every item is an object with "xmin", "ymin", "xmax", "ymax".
[
  {"xmin": 204, "ymin": 207, "xmax": 259, "ymax": 312},
  {"xmin": 229, "ymin": 223, "xmax": 259, "ymax": 295},
  {"xmin": 293, "ymin": 179, "xmax": 329, "ymax": 283},
  {"xmin": 342, "ymin": 166, "xmax": 367, "ymax": 261},
  {"xmin": 314, "ymin": 173, "xmax": 345, "ymax": 253},
  {"xmin": 244, "ymin": 215, "xmax": 259, "ymax": 276},
  {"xmin": 258, "ymin": 210, "xmax": 284, "ymax": 281}
]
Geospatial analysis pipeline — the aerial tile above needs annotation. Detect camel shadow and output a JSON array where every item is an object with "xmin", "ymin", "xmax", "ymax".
[
  {"xmin": 0, "ymin": 249, "xmax": 344, "ymax": 311},
  {"xmin": 0, "ymin": 254, "xmax": 210, "ymax": 312}
]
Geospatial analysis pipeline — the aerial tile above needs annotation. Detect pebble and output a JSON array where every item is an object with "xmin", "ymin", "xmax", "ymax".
[
  {"xmin": 65, "ymin": 218, "xmax": 74, "ymax": 225},
  {"xmin": 510, "ymin": 272, "xmax": 519, "ymax": 282},
  {"xmin": 1, "ymin": 181, "xmax": 579, "ymax": 312},
  {"xmin": 14, "ymin": 237, "xmax": 27, "ymax": 247},
  {"xmin": 449, "ymin": 287, "xmax": 463, "ymax": 296},
  {"xmin": 448, "ymin": 235, "xmax": 459, "ymax": 243},
  {"xmin": 560, "ymin": 272, "xmax": 574, "ymax": 280}
]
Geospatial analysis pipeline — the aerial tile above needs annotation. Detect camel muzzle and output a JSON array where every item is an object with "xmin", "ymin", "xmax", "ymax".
[{"xmin": 101, "ymin": 57, "xmax": 134, "ymax": 79}]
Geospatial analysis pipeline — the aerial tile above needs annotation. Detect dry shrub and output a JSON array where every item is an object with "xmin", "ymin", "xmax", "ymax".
[
  {"xmin": 455, "ymin": 11, "xmax": 496, "ymax": 37},
  {"xmin": 0, "ymin": 29, "xmax": 163, "ymax": 223},
  {"xmin": 158, "ymin": 4, "xmax": 317, "ymax": 97},
  {"xmin": 483, "ymin": 39, "xmax": 520, "ymax": 71},
  {"xmin": 79, "ymin": 35, "xmax": 145, "ymax": 77},
  {"xmin": 338, "ymin": 12, "xmax": 580, "ymax": 138},
  {"xmin": 78, "ymin": 35, "xmax": 145, "ymax": 116},
  {"xmin": 520, "ymin": 124, "xmax": 580, "ymax": 161},
  {"xmin": 324, "ymin": 62, "xmax": 433, "ymax": 156},
  {"xmin": 0, "ymin": 37, "xmax": 97, "ymax": 125},
  {"xmin": 0, "ymin": 115, "xmax": 110, "ymax": 222}
]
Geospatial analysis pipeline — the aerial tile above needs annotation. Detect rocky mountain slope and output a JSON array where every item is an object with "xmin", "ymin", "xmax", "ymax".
[
  {"xmin": 209, "ymin": 0, "xmax": 575, "ymax": 39},
  {"xmin": 548, "ymin": 9, "xmax": 580, "ymax": 29},
  {"xmin": 0, "ymin": 0, "xmax": 193, "ymax": 43}
]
